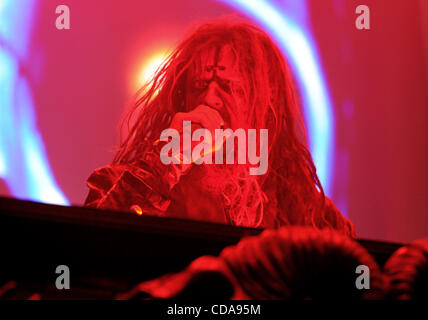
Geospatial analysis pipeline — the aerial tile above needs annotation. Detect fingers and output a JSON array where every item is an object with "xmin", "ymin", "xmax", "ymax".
[
  {"xmin": 170, "ymin": 104, "xmax": 225, "ymax": 135},
  {"xmin": 191, "ymin": 105, "xmax": 224, "ymax": 131},
  {"xmin": 169, "ymin": 112, "xmax": 182, "ymax": 131}
]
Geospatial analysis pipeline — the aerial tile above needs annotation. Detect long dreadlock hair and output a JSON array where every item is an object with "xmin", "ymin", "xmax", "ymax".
[{"xmin": 113, "ymin": 19, "xmax": 332, "ymax": 229}]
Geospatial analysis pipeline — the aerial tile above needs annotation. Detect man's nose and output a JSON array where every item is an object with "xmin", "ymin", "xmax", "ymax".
[{"xmin": 203, "ymin": 81, "xmax": 223, "ymax": 109}]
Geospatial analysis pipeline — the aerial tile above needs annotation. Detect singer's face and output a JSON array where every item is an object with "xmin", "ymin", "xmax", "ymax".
[{"xmin": 185, "ymin": 46, "xmax": 249, "ymax": 130}]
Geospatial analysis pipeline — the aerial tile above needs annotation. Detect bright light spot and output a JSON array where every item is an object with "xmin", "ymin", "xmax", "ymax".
[
  {"xmin": 131, "ymin": 204, "xmax": 143, "ymax": 215},
  {"xmin": 137, "ymin": 50, "xmax": 170, "ymax": 88}
]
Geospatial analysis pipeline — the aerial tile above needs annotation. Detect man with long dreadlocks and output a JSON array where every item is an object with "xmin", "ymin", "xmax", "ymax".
[{"xmin": 84, "ymin": 20, "xmax": 355, "ymax": 237}]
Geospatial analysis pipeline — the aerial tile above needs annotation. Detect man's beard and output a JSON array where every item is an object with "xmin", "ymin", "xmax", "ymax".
[
  {"xmin": 192, "ymin": 163, "xmax": 243, "ymax": 198},
  {"xmin": 186, "ymin": 162, "xmax": 266, "ymax": 227},
  {"xmin": 182, "ymin": 130, "xmax": 266, "ymax": 227}
]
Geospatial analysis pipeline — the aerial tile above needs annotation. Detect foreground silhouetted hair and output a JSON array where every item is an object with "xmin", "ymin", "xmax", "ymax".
[{"xmin": 113, "ymin": 19, "xmax": 331, "ymax": 229}]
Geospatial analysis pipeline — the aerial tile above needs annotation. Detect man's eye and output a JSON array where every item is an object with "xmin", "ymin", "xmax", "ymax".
[
  {"xmin": 218, "ymin": 79, "xmax": 232, "ymax": 93},
  {"xmin": 194, "ymin": 80, "xmax": 208, "ymax": 89}
]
